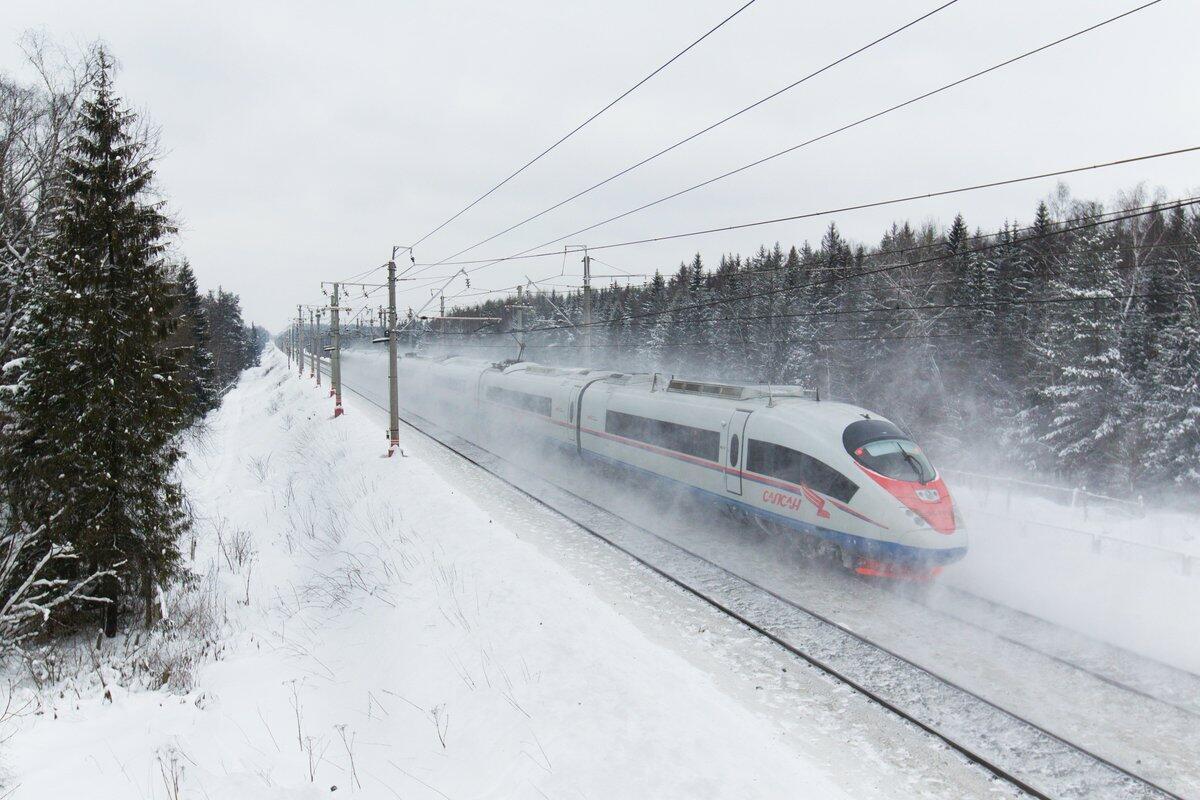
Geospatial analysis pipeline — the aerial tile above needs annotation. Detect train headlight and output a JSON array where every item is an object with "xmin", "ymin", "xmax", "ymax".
[{"xmin": 915, "ymin": 488, "xmax": 940, "ymax": 502}]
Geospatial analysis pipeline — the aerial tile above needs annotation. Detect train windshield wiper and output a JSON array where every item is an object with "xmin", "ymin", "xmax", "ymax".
[{"xmin": 901, "ymin": 448, "xmax": 931, "ymax": 485}]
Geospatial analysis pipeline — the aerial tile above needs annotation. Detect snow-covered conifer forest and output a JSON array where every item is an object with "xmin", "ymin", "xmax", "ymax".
[
  {"xmin": 0, "ymin": 44, "xmax": 263, "ymax": 657},
  {"xmin": 441, "ymin": 197, "xmax": 1200, "ymax": 498}
]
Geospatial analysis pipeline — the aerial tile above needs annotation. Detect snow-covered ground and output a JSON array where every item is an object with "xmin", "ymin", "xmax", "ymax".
[
  {"xmin": 332, "ymin": 345, "xmax": 1200, "ymax": 675},
  {"xmin": 0, "ymin": 349, "xmax": 1026, "ymax": 799},
  {"xmin": 945, "ymin": 482, "xmax": 1200, "ymax": 674}
]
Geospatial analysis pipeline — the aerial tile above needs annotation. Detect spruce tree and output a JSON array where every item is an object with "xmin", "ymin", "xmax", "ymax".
[
  {"xmin": 203, "ymin": 287, "xmax": 248, "ymax": 387},
  {"xmin": 1033, "ymin": 220, "xmax": 1130, "ymax": 488},
  {"xmin": 1140, "ymin": 210, "xmax": 1200, "ymax": 488},
  {"xmin": 788, "ymin": 242, "xmax": 825, "ymax": 390},
  {"xmin": 992, "ymin": 222, "xmax": 1035, "ymax": 385},
  {"xmin": 169, "ymin": 260, "xmax": 216, "ymax": 419},
  {"xmin": 5, "ymin": 52, "xmax": 189, "ymax": 634},
  {"xmin": 937, "ymin": 214, "xmax": 974, "ymax": 439},
  {"xmin": 637, "ymin": 271, "xmax": 669, "ymax": 370},
  {"xmin": 680, "ymin": 253, "xmax": 715, "ymax": 376},
  {"xmin": 813, "ymin": 223, "xmax": 851, "ymax": 397},
  {"xmin": 776, "ymin": 246, "xmax": 807, "ymax": 385}
]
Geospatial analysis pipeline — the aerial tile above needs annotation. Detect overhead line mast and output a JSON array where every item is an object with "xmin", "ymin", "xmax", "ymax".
[
  {"xmin": 408, "ymin": 0, "xmax": 761, "ymax": 251},
  {"xmin": 382, "ymin": 246, "xmax": 415, "ymax": 457},
  {"xmin": 297, "ymin": 305, "xmax": 304, "ymax": 378}
]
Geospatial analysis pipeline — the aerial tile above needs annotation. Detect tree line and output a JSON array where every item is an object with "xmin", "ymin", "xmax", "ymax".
[
  {"xmin": 441, "ymin": 188, "xmax": 1200, "ymax": 499},
  {"xmin": 0, "ymin": 43, "xmax": 262, "ymax": 651}
]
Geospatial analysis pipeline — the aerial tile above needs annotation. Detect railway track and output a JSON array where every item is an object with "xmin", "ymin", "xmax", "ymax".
[
  {"xmin": 329, "ymin": 370, "xmax": 1186, "ymax": 800},
  {"xmin": 926, "ymin": 585, "xmax": 1200, "ymax": 721}
]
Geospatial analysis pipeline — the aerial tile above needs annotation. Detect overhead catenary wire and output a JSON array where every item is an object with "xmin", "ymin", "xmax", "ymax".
[
  {"xmin": 425, "ymin": 197, "xmax": 1200, "ymax": 330},
  {"xmin": 427, "ymin": 200, "xmax": 1196, "ymax": 309},
  {"xmin": 408, "ymin": 0, "xmax": 761, "ymax": 251},
  {"xmin": 408, "ymin": 287, "xmax": 1195, "ymax": 347},
  {"xmin": 519, "ymin": 196, "xmax": 1200, "ymax": 334},
  {"xmin": 405, "ymin": 145, "xmax": 1200, "ymax": 277},
  {"xmin": 337, "ymin": 261, "xmax": 391, "ymax": 285},
  {"xmin": 417, "ymin": 0, "xmax": 962, "ymax": 272},
  {"xmin": 733, "ymin": 202, "xmax": 1200, "ymax": 277},
  {"xmin": 322, "ymin": 267, "xmax": 450, "ymax": 325},
  {"xmin": 628, "ymin": 196, "xmax": 1200, "ymax": 282},
  {"xmin": 413, "ymin": 196, "xmax": 1200, "ymax": 336},
  {"xmin": 442, "ymin": 194, "xmax": 1199, "ymax": 285},
  {"xmin": 414, "ymin": 0, "xmax": 1167, "ymax": 278},
  {"xmin": 588, "ymin": 256, "xmax": 642, "ymax": 276},
  {"xmin": 411, "ymin": 285, "xmax": 1200, "ymax": 340},
  {"xmin": 414, "ymin": 333, "xmax": 1033, "ymax": 348},
  {"xmin": 402, "ymin": 285, "xmax": 1200, "ymax": 368},
  {"xmin": 468, "ymin": 247, "xmax": 1200, "ymax": 331},
  {"xmin": 660, "ymin": 285, "xmax": 1200, "ymax": 329}
]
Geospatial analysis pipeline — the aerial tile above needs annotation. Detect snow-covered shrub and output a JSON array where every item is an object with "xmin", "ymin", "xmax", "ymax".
[
  {"xmin": 0, "ymin": 527, "xmax": 111, "ymax": 657},
  {"xmin": 11, "ymin": 566, "xmax": 229, "ymax": 699}
]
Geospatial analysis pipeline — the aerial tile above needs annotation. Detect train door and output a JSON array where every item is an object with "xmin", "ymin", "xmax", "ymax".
[
  {"xmin": 724, "ymin": 410, "xmax": 751, "ymax": 494},
  {"xmin": 573, "ymin": 376, "xmax": 611, "ymax": 453}
]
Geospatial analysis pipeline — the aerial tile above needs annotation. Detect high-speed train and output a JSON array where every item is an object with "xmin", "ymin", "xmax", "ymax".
[{"xmin": 396, "ymin": 354, "xmax": 966, "ymax": 579}]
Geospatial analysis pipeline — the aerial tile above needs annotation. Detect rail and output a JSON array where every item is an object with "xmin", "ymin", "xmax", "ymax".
[{"xmin": 322, "ymin": 362, "xmax": 1183, "ymax": 800}]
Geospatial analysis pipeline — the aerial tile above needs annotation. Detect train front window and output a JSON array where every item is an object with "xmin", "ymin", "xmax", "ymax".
[
  {"xmin": 852, "ymin": 439, "xmax": 934, "ymax": 484},
  {"xmin": 746, "ymin": 439, "xmax": 858, "ymax": 502}
]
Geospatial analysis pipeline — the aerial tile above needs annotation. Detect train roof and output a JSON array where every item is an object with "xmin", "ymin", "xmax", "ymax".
[{"xmin": 409, "ymin": 354, "xmax": 893, "ymax": 430}]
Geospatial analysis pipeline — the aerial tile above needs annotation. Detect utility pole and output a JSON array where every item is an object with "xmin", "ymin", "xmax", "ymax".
[
  {"xmin": 581, "ymin": 247, "xmax": 593, "ymax": 365},
  {"xmin": 315, "ymin": 309, "xmax": 323, "ymax": 389},
  {"xmin": 386, "ymin": 250, "xmax": 400, "ymax": 456},
  {"xmin": 297, "ymin": 305, "xmax": 304, "ymax": 378},
  {"xmin": 509, "ymin": 284, "xmax": 533, "ymax": 362},
  {"xmin": 312, "ymin": 309, "xmax": 321, "ymax": 381},
  {"xmin": 331, "ymin": 283, "xmax": 343, "ymax": 416},
  {"xmin": 515, "ymin": 284, "xmax": 524, "ymax": 353}
]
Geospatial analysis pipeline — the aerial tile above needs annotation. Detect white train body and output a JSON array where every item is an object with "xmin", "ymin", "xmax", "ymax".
[{"xmin": 396, "ymin": 355, "xmax": 966, "ymax": 576}]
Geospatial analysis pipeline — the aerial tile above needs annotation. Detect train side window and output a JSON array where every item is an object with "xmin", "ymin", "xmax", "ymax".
[
  {"xmin": 747, "ymin": 439, "xmax": 858, "ymax": 503},
  {"xmin": 486, "ymin": 386, "xmax": 551, "ymax": 416},
  {"xmin": 605, "ymin": 410, "xmax": 720, "ymax": 461},
  {"xmin": 730, "ymin": 435, "xmax": 740, "ymax": 467}
]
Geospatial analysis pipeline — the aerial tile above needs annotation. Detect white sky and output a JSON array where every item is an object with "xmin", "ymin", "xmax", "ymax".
[{"xmin": 3, "ymin": 0, "xmax": 1197, "ymax": 329}]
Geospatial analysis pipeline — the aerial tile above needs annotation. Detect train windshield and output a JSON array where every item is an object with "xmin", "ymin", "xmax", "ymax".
[
  {"xmin": 842, "ymin": 419, "xmax": 936, "ymax": 484},
  {"xmin": 853, "ymin": 439, "xmax": 934, "ymax": 483}
]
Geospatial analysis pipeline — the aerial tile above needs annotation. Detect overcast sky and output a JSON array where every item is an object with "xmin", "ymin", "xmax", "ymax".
[{"xmin": 4, "ymin": 0, "xmax": 1197, "ymax": 329}]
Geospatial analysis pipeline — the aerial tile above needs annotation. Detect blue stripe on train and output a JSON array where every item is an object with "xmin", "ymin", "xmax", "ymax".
[
  {"xmin": 477, "ymin": 421, "xmax": 966, "ymax": 567},
  {"xmin": 572, "ymin": 443, "xmax": 966, "ymax": 567}
]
